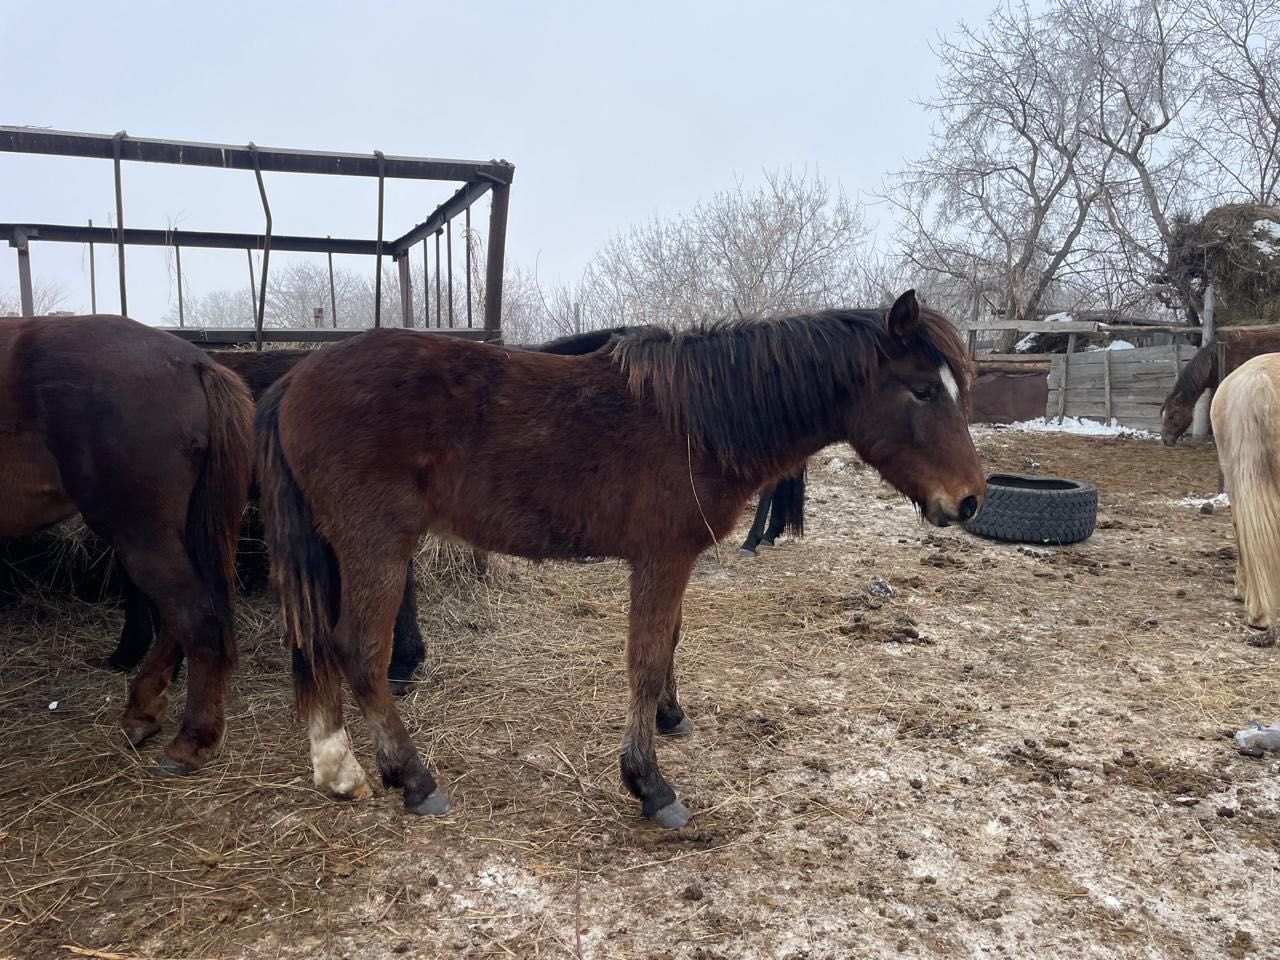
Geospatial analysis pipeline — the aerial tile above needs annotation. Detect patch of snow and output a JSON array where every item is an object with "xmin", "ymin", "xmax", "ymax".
[
  {"xmin": 1005, "ymin": 416, "xmax": 1157, "ymax": 438},
  {"xmin": 1173, "ymin": 492, "xmax": 1230, "ymax": 509},
  {"xmin": 823, "ymin": 456, "xmax": 847, "ymax": 475},
  {"xmin": 1014, "ymin": 333, "xmax": 1037, "ymax": 352},
  {"xmin": 1253, "ymin": 219, "xmax": 1279, "ymax": 256},
  {"xmin": 1085, "ymin": 340, "xmax": 1135, "ymax": 352},
  {"xmin": 1045, "ymin": 311, "xmax": 1073, "ymax": 322}
]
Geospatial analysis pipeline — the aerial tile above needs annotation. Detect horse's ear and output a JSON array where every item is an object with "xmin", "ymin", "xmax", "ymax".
[{"xmin": 886, "ymin": 290, "xmax": 921, "ymax": 341}]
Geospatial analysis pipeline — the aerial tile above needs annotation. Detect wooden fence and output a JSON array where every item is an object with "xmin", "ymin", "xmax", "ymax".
[{"xmin": 1046, "ymin": 343, "xmax": 1199, "ymax": 432}]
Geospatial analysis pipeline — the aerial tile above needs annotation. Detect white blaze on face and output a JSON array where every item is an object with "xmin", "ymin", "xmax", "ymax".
[{"xmin": 939, "ymin": 364, "xmax": 960, "ymax": 403}]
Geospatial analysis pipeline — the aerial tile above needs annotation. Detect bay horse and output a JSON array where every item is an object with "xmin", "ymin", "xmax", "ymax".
[
  {"xmin": 105, "ymin": 332, "xmax": 627, "ymax": 683},
  {"xmin": 257, "ymin": 290, "xmax": 985, "ymax": 828},
  {"xmin": 738, "ymin": 467, "xmax": 806, "ymax": 556},
  {"xmin": 1210, "ymin": 352, "xmax": 1280, "ymax": 647},
  {"xmin": 1161, "ymin": 329, "xmax": 1280, "ymax": 446},
  {"xmin": 1, "ymin": 314, "xmax": 253, "ymax": 773}
]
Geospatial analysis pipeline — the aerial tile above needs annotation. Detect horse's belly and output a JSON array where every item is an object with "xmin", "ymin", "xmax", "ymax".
[{"xmin": 0, "ymin": 430, "xmax": 76, "ymax": 536}]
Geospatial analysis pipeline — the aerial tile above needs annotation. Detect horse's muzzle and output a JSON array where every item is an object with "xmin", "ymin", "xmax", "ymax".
[{"xmin": 926, "ymin": 493, "xmax": 982, "ymax": 527}]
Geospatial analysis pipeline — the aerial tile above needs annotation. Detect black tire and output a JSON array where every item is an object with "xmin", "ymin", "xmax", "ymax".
[{"xmin": 963, "ymin": 473, "xmax": 1098, "ymax": 545}]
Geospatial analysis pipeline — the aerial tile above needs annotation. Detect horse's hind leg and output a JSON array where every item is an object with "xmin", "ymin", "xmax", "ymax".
[
  {"xmin": 96, "ymin": 565, "xmax": 158, "ymax": 672},
  {"xmin": 761, "ymin": 487, "xmax": 788, "ymax": 545},
  {"xmin": 295, "ymin": 645, "xmax": 372, "ymax": 801},
  {"xmin": 388, "ymin": 556, "xmax": 425, "ymax": 697},
  {"xmin": 738, "ymin": 489, "xmax": 773, "ymax": 556},
  {"xmin": 118, "ymin": 540, "xmax": 233, "ymax": 773},
  {"xmin": 333, "ymin": 554, "xmax": 447, "ymax": 815},
  {"xmin": 621, "ymin": 557, "xmax": 695, "ymax": 829}
]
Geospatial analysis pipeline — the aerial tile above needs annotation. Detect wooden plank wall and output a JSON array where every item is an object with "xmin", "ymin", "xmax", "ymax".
[{"xmin": 1046, "ymin": 343, "xmax": 1200, "ymax": 432}]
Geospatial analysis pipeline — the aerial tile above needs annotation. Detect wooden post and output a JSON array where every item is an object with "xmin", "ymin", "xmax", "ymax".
[
  {"xmin": 1103, "ymin": 350, "xmax": 1113, "ymax": 424},
  {"xmin": 1056, "ymin": 353, "xmax": 1070, "ymax": 423},
  {"xmin": 327, "ymin": 244, "xmax": 337, "ymax": 328},
  {"xmin": 175, "ymin": 244, "xmax": 184, "ymax": 327},
  {"xmin": 87, "ymin": 218, "xmax": 97, "ymax": 313},
  {"xmin": 1192, "ymin": 285, "xmax": 1216, "ymax": 439}
]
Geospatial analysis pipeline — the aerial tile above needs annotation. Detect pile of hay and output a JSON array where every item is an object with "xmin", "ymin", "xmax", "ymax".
[{"xmin": 1166, "ymin": 203, "xmax": 1280, "ymax": 326}]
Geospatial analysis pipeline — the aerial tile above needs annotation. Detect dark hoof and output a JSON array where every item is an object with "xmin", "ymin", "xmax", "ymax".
[
  {"xmin": 659, "ymin": 716, "xmax": 695, "ymax": 738},
  {"xmin": 760, "ymin": 538, "xmax": 776, "ymax": 547},
  {"xmin": 388, "ymin": 678, "xmax": 413, "ymax": 698},
  {"xmin": 154, "ymin": 755, "xmax": 198, "ymax": 777},
  {"xmin": 649, "ymin": 799, "xmax": 692, "ymax": 830},
  {"xmin": 407, "ymin": 788, "xmax": 452, "ymax": 817},
  {"xmin": 123, "ymin": 720, "xmax": 162, "ymax": 747},
  {"xmin": 738, "ymin": 547, "xmax": 756, "ymax": 557},
  {"xmin": 1247, "ymin": 627, "xmax": 1278, "ymax": 648}
]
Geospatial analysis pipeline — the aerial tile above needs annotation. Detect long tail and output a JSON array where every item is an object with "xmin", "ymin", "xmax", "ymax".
[
  {"xmin": 1213, "ymin": 366, "xmax": 1280, "ymax": 628},
  {"xmin": 255, "ymin": 378, "xmax": 340, "ymax": 667},
  {"xmin": 188, "ymin": 360, "xmax": 255, "ymax": 664},
  {"xmin": 773, "ymin": 466, "xmax": 807, "ymax": 538}
]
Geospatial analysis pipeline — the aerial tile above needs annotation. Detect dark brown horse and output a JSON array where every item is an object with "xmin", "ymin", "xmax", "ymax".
[
  {"xmin": 1, "ymin": 314, "xmax": 253, "ymax": 773},
  {"xmin": 257, "ymin": 291, "xmax": 985, "ymax": 828},
  {"xmin": 106, "ymin": 334, "xmax": 623, "ymax": 683},
  {"xmin": 1161, "ymin": 330, "xmax": 1280, "ymax": 446}
]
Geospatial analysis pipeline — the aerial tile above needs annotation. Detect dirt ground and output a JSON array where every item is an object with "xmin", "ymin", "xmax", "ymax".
[{"xmin": 2, "ymin": 426, "xmax": 1278, "ymax": 960}]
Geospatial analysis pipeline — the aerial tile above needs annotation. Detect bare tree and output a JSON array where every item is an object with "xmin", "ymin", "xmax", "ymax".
[
  {"xmin": 1184, "ymin": 0, "xmax": 1280, "ymax": 206},
  {"xmin": 580, "ymin": 169, "xmax": 870, "ymax": 328},
  {"xmin": 0, "ymin": 278, "xmax": 69, "ymax": 316},
  {"xmin": 885, "ymin": 2, "xmax": 1103, "ymax": 349}
]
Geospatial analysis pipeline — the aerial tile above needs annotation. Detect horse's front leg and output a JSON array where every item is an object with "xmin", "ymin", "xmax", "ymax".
[{"xmin": 621, "ymin": 557, "xmax": 695, "ymax": 829}]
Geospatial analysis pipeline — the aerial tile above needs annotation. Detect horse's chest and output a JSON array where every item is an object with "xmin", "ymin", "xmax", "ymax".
[{"xmin": 0, "ymin": 426, "xmax": 76, "ymax": 536}]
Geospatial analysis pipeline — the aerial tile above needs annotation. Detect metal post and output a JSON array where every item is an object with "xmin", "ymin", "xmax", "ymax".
[
  {"xmin": 574, "ymin": 300, "xmax": 581, "ymax": 335},
  {"xmin": 327, "ymin": 244, "xmax": 338, "ymax": 329},
  {"xmin": 112, "ymin": 130, "xmax": 128, "ymax": 315},
  {"xmin": 483, "ymin": 182, "xmax": 510, "ymax": 336},
  {"xmin": 175, "ymin": 244, "xmax": 184, "ymax": 327},
  {"xmin": 247, "ymin": 250, "xmax": 258, "ymax": 321},
  {"xmin": 465, "ymin": 203, "xmax": 473, "ymax": 328},
  {"xmin": 1192, "ymin": 285, "xmax": 1217, "ymax": 439},
  {"xmin": 397, "ymin": 254, "xmax": 413, "ymax": 327},
  {"xmin": 373, "ymin": 150, "xmax": 385, "ymax": 328},
  {"xmin": 88, "ymin": 218, "xmax": 97, "ymax": 313},
  {"xmin": 14, "ymin": 228, "xmax": 34, "ymax": 316},
  {"xmin": 422, "ymin": 238, "xmax": 430, "ymax": 328},
  {"xmin": 446, "ymin": 217, "xmax": 454, "ymax": 328},
  {"xmin": 435, "ymin": 229, "xmax": 442, "ymax": 327},
  {"xmin": 248, "ymin": 143, "xmax": 272, "ymax": 351}
]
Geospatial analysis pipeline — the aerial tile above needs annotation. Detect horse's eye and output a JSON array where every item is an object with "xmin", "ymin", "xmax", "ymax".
[{"xmin": 911, "ymin": 385, "xmax": 933, "ymax": 402}]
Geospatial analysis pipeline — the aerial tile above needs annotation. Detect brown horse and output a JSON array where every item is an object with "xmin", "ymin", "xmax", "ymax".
[
  {"xmin": 106, "ymin": 334, "xmax": 622, "ymax": 682},
  {"xmin": 1161, "ymin": 330, "xmax": 1280, "ymax": 446},
  {"xmin": 1, "ymin": 314, "xmax": 253, "ymax": 773},
  {"xmin": 257, "ymin": 291, "xmax": 985, "ymax": 828}
]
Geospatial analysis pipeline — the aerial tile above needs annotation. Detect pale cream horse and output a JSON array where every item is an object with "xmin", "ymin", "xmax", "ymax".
[{"xmin": 1211, "ymin": 352, "xmax": 1280, "ymax": 646}]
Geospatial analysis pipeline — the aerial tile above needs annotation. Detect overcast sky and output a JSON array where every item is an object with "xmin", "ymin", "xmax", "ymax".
[{"xmin": 3, "ymin": 0, "xmax": 1003, "ymax": 323}]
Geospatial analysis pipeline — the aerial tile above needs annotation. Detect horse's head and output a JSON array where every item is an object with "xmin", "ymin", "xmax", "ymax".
[
  {"xmin": 1160, "ymin": 396, "xmax": 1194, "ymax": 447},
  {"xmin": 847, "ymin": 291, "xmax": 986, "ymax": 527}
]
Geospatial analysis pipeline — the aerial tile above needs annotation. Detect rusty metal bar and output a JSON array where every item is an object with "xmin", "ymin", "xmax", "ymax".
[
  {"xmin": 0, "ymin": 126, "xmax": 515, "ymax": 184},
  {"xmin": 247, "ymin": 250, "xmax": 258, "ymax": 321},
  {"xmin": 389, "ymin": 178, "xmax": 493, "ymax": 256},
  {"xmin": 483, "ymin": 182, "xmax": 510, "ymax": 334},
  {"xmin": 175, "ymin": 244, "xmax": 184, "ymax": 327},
  {"xmin": 397, "ymin": 254, "xmax": 413, "ymax": 327},
  {"xmin": 465, "ymin": 203, "xmax": 473, "ymax": 328},
  {"xmin": 112, "ymin": 130, "xmax": 127, "ymax": 314},
  {"xmin": 248, "ymin": 143, "xmax": 272, "ymax": 351},
  {"xmin": 327, "ymin": 244, "xmax": 337, "ymax": 328},
  {"xmin": 87, "ymin": 218, "xmax": 97, "ymax": 312},
  {"xmin": 446, "ymin": 217, "xmax": 454, "ymax": 328},
  {"xmin": 374, "ymin": 150, "xmax": 385, "ymax": 328},
  {"xmin": 0, "ymin": 222, "xmax": 380, "ymax": 255},
  {"xmin": 434, "ymin": 229, "xmax": 442, "ymax": 327}
]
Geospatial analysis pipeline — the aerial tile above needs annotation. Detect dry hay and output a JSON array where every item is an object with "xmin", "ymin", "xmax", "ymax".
[
  {"xmin": 2, "ymin": 430, "xmax": 1280, "ymax": 958},
  {"xmin": 1168, "ymin": 202, "xmax": 1280, "ymax": 325}
]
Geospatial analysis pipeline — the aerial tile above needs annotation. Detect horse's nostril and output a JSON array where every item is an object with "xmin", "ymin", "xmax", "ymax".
[{"xmin": 959, "ymin": 495, "xmax": 979, "ymax": 522}]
